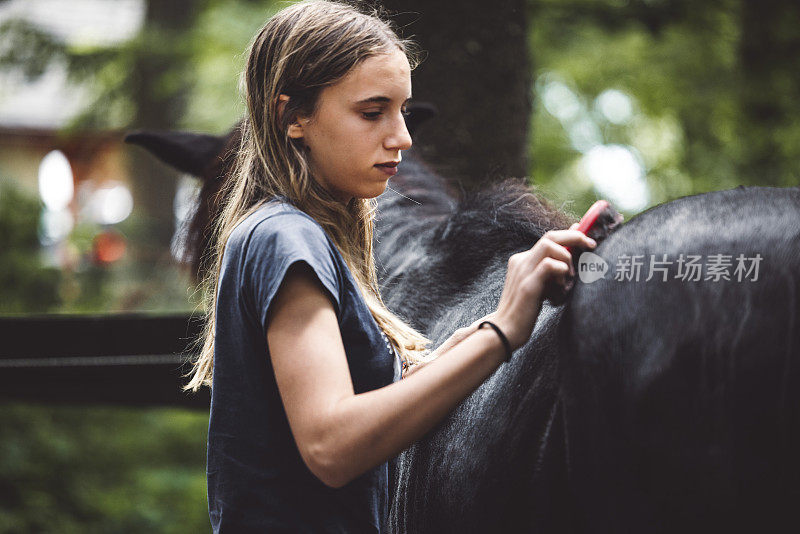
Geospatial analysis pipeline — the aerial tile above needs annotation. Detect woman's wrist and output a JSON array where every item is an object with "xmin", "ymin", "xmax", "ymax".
[
  {"xmin": 475, "ymin": 320, "xmax": 514, "ymax": 362},
  {"xmin": 430, "ymin": 313, "xmax": 516, "ymax": 366},
  {"xmin": 473, "ymin": 313, "xmax": 519, "ymax": 348},
  {"xmin": 470, "ymin": 324, "xmax": 511, "ymax": 366}
]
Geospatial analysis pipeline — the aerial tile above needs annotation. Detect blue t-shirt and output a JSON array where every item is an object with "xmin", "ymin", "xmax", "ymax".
[{"xmin": 207, "ymin": 197, "xmax": 402, "ymax": 533}]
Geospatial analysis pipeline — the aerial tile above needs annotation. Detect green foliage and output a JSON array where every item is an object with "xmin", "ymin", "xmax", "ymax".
[
  {"xmin": 0, "ymin": 181, "xmax": 197, "ymax": 315},
  {"xmin": 0, "ymin": 403, "xmax": 208, "ymax": 533},
  {"xmin": 528, "ymin": 0, "xmax": 796, "ymax": 218},
  {"xmin": 0, "ymin": 0, "xmax": 281, "ymax": 132},
  {"xmin": 51, "ymin": 212, "xmax": 201, "ymax": 315},
  {"xmin": 0, "ymin": 182, "xmax": 62, "ymax": 313},
  {"xmin": 0, "ymin": 19, "xmax": 62, "ymax": 80},
  {"xmin": 182, "ymin": 0, "xmax": 281, "ymax": 132},
  {"xmin": 0, "ymin": 18, "xmax": 132, "ymax": 131}
]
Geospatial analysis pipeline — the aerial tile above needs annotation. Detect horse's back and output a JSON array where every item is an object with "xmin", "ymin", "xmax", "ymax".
[{"xmin": 560, "ymin": 186, "xmax": 800, "ymax": 533}]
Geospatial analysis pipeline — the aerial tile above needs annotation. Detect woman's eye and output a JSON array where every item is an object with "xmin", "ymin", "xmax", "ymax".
[{"xmin": 362, "ymin": 111, "xmax": 382, "ymax": 120}]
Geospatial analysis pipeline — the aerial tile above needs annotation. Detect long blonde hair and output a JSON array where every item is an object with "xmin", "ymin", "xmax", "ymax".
[{"xmin": 184, "ymin": 0, "xmax": 431, "ymax": 392}]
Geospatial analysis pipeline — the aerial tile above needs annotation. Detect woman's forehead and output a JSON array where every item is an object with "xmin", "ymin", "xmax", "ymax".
[{"xmin": 330, "ymin": 49, "xmax": 412, "ymax": 103}]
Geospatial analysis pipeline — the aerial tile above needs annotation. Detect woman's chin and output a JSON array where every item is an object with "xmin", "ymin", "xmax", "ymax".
[{"xmin": 358, "ymin": 182, "xmax": 389, "ymax": 200}]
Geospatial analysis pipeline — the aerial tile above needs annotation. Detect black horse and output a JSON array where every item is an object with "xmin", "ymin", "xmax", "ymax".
[
  {"xmin": 373, "ymin": 153, "xmax": 575, "ymax": 533},
  {"xmin": 128, "ymin": 123, "xmax": 800, "ymax": 533},
  {"xmin": 376, "ymin": 157, "xmax": 800, "ymax": 533},
  {"xmin": 560, "ymin": 186, "xmax": 800, "ymax": 533}
]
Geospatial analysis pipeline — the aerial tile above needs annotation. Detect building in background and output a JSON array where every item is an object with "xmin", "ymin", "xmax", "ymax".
[{"xmin": 0, "ymin": 0, "xmax": 198, "ymax": 314}]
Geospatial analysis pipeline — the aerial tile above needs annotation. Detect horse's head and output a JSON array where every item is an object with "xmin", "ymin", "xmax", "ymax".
[{"xmin": 125, "ymin": 122, "xmax": 242, "ymax": 281}]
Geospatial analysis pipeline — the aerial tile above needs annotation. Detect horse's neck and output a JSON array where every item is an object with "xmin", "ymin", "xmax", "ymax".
[
  {"xmin": 374, "ymin": 152, "xmax": 456, "ymax": 291},
  {"xmin": 374, "ymin": 153, "xmax": 569, "ymax": 330}
]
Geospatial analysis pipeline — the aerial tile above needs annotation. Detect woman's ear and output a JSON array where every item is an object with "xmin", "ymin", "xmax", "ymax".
[{"xmin": 277, "ymin": 94, "xmax": 304, "ymax": 139}]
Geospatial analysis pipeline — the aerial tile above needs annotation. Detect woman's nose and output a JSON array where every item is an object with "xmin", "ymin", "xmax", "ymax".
[{"xmin": 384, "ymin": 112, "xmax": 412, "ymax": 151}]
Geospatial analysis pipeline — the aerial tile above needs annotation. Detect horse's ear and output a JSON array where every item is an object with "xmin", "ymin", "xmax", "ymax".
[
  {"xmin": 405, "ymin": 101, "xmax": 437, "ymax": 136},
  {"xmin": 124, "ymin": 130, "xmax": 228, "ymax": 177}
]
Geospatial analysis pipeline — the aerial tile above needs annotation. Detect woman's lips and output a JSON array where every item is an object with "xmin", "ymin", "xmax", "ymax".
[{"xmin": 375, "ymin": 163, "xmax": 398, "ymax": 176}]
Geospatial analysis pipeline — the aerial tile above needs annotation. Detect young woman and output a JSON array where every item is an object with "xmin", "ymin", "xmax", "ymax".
[{"xmin": 184, "ymin": 1, "xmax": 596, "ymax": 532}]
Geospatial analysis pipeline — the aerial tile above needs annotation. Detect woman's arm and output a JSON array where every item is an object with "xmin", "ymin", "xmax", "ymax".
[
  {"xmin": 267, "ymin": 229, "xmax": 595, "ymax": 488},
  {"xmin": 402, "ymin": 315, "xmax": 496, "ymax": 378}
]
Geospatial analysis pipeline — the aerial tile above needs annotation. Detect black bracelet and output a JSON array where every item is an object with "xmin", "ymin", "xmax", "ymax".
[{"xmin": 477, "ymin": 320, "xmax": 513, "ymax": 362}]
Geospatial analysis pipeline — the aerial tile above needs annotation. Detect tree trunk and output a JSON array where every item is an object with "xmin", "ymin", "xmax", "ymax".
[
  {"xmin": 738, "ymin": 0, "xmax": 800, "ymax": 186},
  {"xmin": 377, "ymin": 0, "xmax": 531, "ymax": 191},
  {"xmin": 128, "ymin": 0, "xmax": 203, "ymax": 249}
]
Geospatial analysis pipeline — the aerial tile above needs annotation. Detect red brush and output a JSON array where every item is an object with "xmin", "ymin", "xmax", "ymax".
[
  {"xmin": 566, "ymin": 200, "xmax": 624, "ymax": 253},
  {"xmin": 547, "ymin": 199, "xmax": 623, "ymax": 304}
]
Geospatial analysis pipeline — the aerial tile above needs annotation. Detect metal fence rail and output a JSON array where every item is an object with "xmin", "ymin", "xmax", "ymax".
[{"xmin": 0, "ymin": 313, "xmax": 209, "ymax": 409}]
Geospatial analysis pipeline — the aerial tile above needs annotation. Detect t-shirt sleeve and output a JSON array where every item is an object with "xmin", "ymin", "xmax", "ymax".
[{"xmin": 242, "ymin": 214, "xmax": 341, "ymax": 335}]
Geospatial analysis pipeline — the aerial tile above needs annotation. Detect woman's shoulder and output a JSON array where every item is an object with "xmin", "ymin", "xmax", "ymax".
[
  {"xmin": 230, "ymin": 197, "xmax": 328, "ymax": 249},
  {"xmin": 223, "ymin": 197, "xmax": 338, "ymax": 276},
  {"xmin": 226, "ymin": 197, "xmax": 344, "ymax": 315}
]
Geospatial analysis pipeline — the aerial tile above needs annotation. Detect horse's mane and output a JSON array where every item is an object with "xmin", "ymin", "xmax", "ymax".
[{"xmin": 376, "ymin": 149, "xmax": 574, "ymax": 301}]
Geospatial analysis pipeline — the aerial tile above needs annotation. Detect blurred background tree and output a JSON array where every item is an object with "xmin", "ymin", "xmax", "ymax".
[
  {"xmin": 0, "ymin": 403, "xmax": 208, "ymax": 533},
  {"xmin": 528, "ymin": 0, "xmax": 800, "ymax": 216},
  {"xmin": 0, "ymin": 0, "xmax": 798, "ymax": 531},
  {"xmin": 0, "ymin": 181, "xmax": 61, "ymax": 313}
]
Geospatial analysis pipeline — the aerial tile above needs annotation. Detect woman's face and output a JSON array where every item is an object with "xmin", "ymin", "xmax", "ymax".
[{"xmin": 287, "ymin": 47, "xmax": 413, "ymax": 203}]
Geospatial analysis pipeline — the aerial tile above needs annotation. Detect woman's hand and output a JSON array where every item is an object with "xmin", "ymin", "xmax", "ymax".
[
  {"xmin": 492, "ymin": 223, "xmax": 596, "ymax": 350},
  {"xmin": 410, "ymin": 222, "xmax": 594, "ymax": 372}
]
